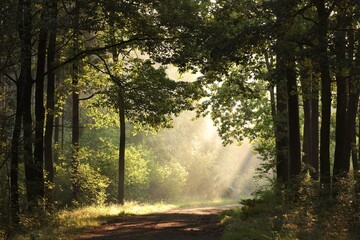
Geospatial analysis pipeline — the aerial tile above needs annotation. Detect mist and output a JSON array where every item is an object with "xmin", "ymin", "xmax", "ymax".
[
  {"xmin": 147, "ymin": 111, "xmax": 262, "ymax": 201},
  {"xmin": 151, "ymin": 66, "xmax": 263, "ymax": 200}
]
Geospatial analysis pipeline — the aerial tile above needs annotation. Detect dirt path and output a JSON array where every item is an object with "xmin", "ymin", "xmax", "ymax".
[{"xmin": 80, "ymin": 205, "xmax": 239, "ymax": 240}]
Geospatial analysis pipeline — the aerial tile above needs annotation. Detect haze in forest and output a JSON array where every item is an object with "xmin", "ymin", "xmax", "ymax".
[
  {"xmin": 151, "ymin": 110, "xmax": 261, "ymax": 200},
  {"xmin": 146, "ymin": 66, "xmax": 262, "ymax": 200}
]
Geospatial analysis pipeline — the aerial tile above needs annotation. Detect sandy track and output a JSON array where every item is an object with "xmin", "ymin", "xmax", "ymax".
[{"xmin": 80, "ymin": 205, "xmax": 239, "ymax": 240}]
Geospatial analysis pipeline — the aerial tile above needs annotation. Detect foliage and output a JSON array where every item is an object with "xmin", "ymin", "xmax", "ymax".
[
  {"xmin": 221, "ymin": 177, "xmax": 360, "ymax": 240},
  {"xmin": 90, "ymin": 57, "xmax": 205, "ymax": 130},
  {"xmin": 149, "ymin": 161, "xmax": 188, "ymax": 200},
  {"xmin": 53, "ymin": 149, "xmax": 110, "ymax": 206},
  {"xmin": 77, "ymin": 164, "xmax": 110, "ymax": 205},
  {"xmin": 7, "ymin": 202, "xmax": 176, "ymax": 240},
  {"xmin": 124, "ymin": 146, "xmax": 151, "ymax": 200}
]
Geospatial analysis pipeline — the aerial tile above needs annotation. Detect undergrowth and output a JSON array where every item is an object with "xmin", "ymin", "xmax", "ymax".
[
  {"xmin": 4, "ymin": 198, "xmax": 236, "ymax": 240},
  {"xmin": 5, "ymin": 201, "xmax": 176, "ymax": 240},
  {"xmin": 220, "ymin": 177, "xmax": 360, "ymax": 240}
]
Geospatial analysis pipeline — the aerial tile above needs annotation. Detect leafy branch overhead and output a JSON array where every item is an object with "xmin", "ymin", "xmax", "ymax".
[{"xmin": 94, "ymin": 58, "xmax": 204, "ymax": 129}]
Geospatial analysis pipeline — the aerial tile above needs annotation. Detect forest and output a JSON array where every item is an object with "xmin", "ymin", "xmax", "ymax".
[{"xmin": 1, "ymin": 0, "xmax": 360, "ymax": 239}]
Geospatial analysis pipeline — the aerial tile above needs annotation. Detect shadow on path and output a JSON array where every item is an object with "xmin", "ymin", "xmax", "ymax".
[{"xmin": 80, "ymin": 205, "xmax": 239, "ymax": 240}]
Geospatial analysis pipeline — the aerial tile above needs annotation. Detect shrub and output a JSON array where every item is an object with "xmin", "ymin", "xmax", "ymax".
[
  {"xmin": 149, "ymin": 161, "xmax": 188, "ymax": 200},
  {"xmin": 125, "ymin": 146, "xmax": 151, "ymax": 200},
  {"xmin": 54, "ymin": 162, "xmax": 110, "ymax": 206}
]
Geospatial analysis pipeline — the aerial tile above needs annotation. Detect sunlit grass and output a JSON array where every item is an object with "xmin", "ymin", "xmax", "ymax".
[
  {"xmin": 10, "ymin": 201, "xmax": 176, "ymax": 240},
  {"xmin": 220, "ymin": 180, "xmax": 360, "ymax": 240},
  {"xmin": 9, "ymin": 199, "xmax": 239, "ymax": 240},
  {"xmin": 58, "ymin": 201, "xmax": 176, "ymax": 228},
  {"xmin": 173, "ymin": 198, "xmax": 239, "ymax": 208}
]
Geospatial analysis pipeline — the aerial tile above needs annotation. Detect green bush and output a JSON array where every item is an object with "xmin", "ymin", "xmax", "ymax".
[
  {"xmin": 149, "ymin": 161, "xmax": 188, "ymax": 200},
  {"xmin": 125, "ymin": 146, "xmax": 151, "ymax": 200},
  {"xmin": 54, "ymin": 162, "xmax": 110, "ymax": 206},
  {"xmin": 78, "ymin": 164, "xmax": 110, "ymax": 205}
]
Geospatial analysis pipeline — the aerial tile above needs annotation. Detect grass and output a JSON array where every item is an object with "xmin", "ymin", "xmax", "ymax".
[
  {"xmin": 7, "ymin": 199, "xmax": 236, "ymax": 240},
  {"xmin": 173, "ymin": 198, "xmax": 239, "ymax": 208},
  {"xmin": 8, "ymin": 201, "xmax": 176, "ymax": 240},
  {"xmin": 220, "ymin": 178, "xmax": 360, "ymax": 240}
]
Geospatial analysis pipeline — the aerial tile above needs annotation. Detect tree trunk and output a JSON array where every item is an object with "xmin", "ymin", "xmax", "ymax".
[
  {"xmin": 44, "ymin": 0, "xmax": 57, "ymax": 204},
  {"xmin": 71, "ymin": 0, "xmax": 80, "ymax": 203},
  {"xmin": 286, "ymin": 57, "xmax": 301, "ymax": 179},
  {"xmin": 301, "ymin": 68, "xmax": 319, "ymax": 180},
  {"xmin": 333, "ymin": 11, "xmax": 349, "ymax": 180},
  {"xmin": 310, "ymin": 78, "xmax": 319, "ymax": 180},
  {"xmin": 315, "ymin": 0, "xmax": 331, "ymax": 185},
  {"xmin": 10, "ymin": 0, "xmax": 30, "ymax": 224},
  {"xmin": 349, "ymin": 26, "xmax": 360, "ymax": 176},
  {"xmin": 19, "ymin": 0, "xmax": 37, "ymax": 210},
  {"xmin": 33, "ymin": 3, "xmax": 48, "ymax": 206},
  {"xmin": 300, "ymin": 65, "xmax": 312, "ymax": 175},
  {"xmin": 275, "ymin": 54, "xmax": 289, "ymax": 185},
  {"xmin": 10, "ymin": 101, "xmax": 21, "ymax": 225},
  {"xmin": 54, "ymin": 115, "xmax": 60, "ymax": 162},
  {"xmin": 118, "ymin": 94, "xmax": 125, "ymax": 205}
]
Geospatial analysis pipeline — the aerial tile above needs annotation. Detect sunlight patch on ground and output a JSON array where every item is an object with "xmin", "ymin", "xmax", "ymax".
[{"xmin": 57, "ymin": 202, "xmax": 177, "ymax": 229}]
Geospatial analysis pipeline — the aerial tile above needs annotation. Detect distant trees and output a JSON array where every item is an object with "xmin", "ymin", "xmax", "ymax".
[
  {"xmin": 93, "ymin": 57, "xmax": 203, "ymax": 204},
  {"xmin": 154, "ymin": 0, "xmax": 360, "ymax": 192},
  {"xmin": 1, "ymin": 0, "xmax": 205, "ymax": 225},
  {"xmin": 2, "ymin": 0, "xmax": 360, "ymax": 231}
]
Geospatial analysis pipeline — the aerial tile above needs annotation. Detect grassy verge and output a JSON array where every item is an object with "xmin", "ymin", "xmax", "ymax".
[
  {"xmin": 8, "ymin": 202, "xmax": 176, "ymax": 240},
  {"xmin": 6, "ymin": 198, "xmax": 236, "ymax": 240},
  {"xmin": 220, "ymin": 180, "xmax": 360, "ymax": 240},
  {"xmin": 173, "ymin": 198, "xmax": 239, "ymax": 208}
]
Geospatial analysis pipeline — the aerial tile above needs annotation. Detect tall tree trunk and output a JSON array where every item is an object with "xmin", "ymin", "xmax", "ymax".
[
  {"xmin": 310, "ymin": 78, "xmax": 319, "ymax": 180},
  {"xmin": 349, "ymin": 27, "xmax": 360, "ymax": 176},
  {"xmin": 72, "ymin": 72, "xmax": 80, "ymax": 203},
  {"xmin": 10, "ymin": 98, "xmax": 22, "ymax": 225},
  {"xmin": 286, "ymin": 56, "xmax": 302, "ymax": 180},
  {"xmin": 71, "ymin": 0, "xmax": 80, "ymax": 203},
  {"xmin": 300, "ymin": 64, "xmax": 312, "ymax": 175},
  {"xmin": 355, "ymin": 105, "xmax": 360, "ymax": 173},
  {"xmin": 118, "ymin": 94, "xmax": 125, "ymax": 205},
  {"xmin": 20, "ymin": 0, "xmax": 37, "ymax": 210},
  {"xmin": 107, "ymin": 13, "xmax": 126, "ymax": 205},
  {"xmin": 33, "ymin": 2, "xmax": 48, "ymax": 206},
  {"xmin": 301, "ymin": 69, "xmax": 319, "ymax": 180},
  {"xmin": 265, "ymin": 52, "xmax": 282, "ymax": 184},
  {"xmin": 333, "ymin": 11, "xmax": 349, "ymax": 180},
  {"xmin": 54, "ymin": 115, "xmax": 60, "ymax": 162},
  {"xmin": 275, "ymin": 54, "xmax": 289, "ymax": 185},
  {"xmin": 44, "ymin": 0, "xmax": 57, "ymax": 204},
  {"xmin": 315, "ymin": 0, "xmax": 331, "ymax": 185},
  {"xmin": 10, "ymin": 0, "xmax": 30, "ymax": 224}
]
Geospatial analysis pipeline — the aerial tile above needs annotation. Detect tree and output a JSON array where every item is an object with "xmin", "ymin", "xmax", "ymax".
[
  {"xmin": 333, "ymin": 0, "xmax": 360, "ymax": 181},
  {"xmin": 44, "ymin": 0, "xmax": 58, "ymax": 204},
  {"xmin": 92, "ymin": 57, "xmax": 203, "ymax": 203}
]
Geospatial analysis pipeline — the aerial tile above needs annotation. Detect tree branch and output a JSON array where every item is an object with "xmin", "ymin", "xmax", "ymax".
[{"xmin": 47, "ymin": 37, "xmax": 145, "ymax": 74}]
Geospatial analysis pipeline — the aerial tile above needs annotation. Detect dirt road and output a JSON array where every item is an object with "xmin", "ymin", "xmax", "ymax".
[{"xmin": 80, "ymin": 205, "xmax": 239, "ymax": 240}]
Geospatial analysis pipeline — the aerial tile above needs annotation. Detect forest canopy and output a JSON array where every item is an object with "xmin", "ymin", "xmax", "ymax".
[{"xmin": 1, "ymin": 0, "xmax": 360, "ymax": 239}]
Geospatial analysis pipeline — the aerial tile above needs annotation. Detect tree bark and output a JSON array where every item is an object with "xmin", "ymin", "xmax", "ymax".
[
  {"xmin": 300, "ymin": 65, "xmax": 312, "ymax": 175},
  {"xmin": 275, "ymin": 54, "xmax": 289, "ymax": 185},
  {"xmin": 71, "ymin": 0, "xmax": 80, "ymax": 203},
  {"xmin": 349, "ymin": 25, "xmax": 360, "ymax": 176},
  {"xmin": 44, "ymin": 0, "xmax": 58, "ymax": 205},
  {"xmin": 118, "ymin": 94, "xmax": 125, "ymax": 205},
  {"xmin": 10, "ymin": 0, "xmax": 30, "ymax": 224},
  {"xmin": 33, "ymin": 2, "xmax": 48, "ymax": 206},
  {"xmin": 301, "ymin": 68, "xmax": 319, "ymax": 180},
  {"xmin": 310, "ymin": 78, "xmax": 319, "ymax": 180},
  {"xmin": 286, "ymin": 57, "xmax": 301, "ymax": 180},
  {"xmin": 314, "ymin": 0, "xmax": 331, "ymax": 185},
  {"xmin": 19, "ymin": 0, "xmax": 37, "ymax": 210},
  {"xmin": 333, "ymin": 11, "xmax": 349, "ymax": 180}
]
